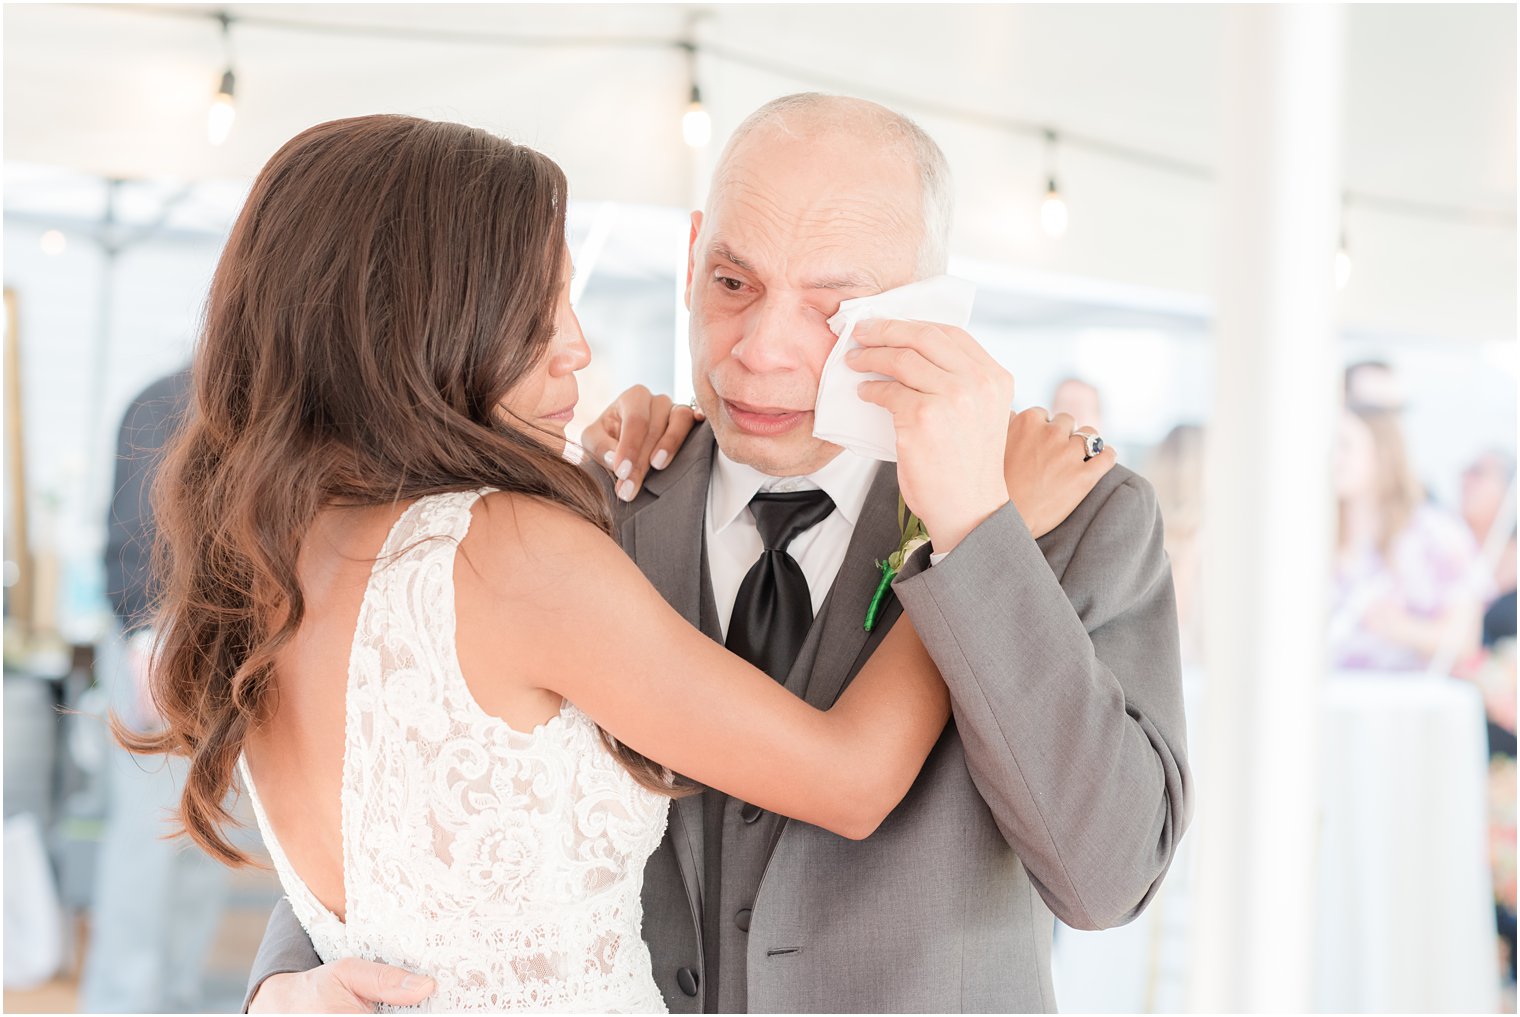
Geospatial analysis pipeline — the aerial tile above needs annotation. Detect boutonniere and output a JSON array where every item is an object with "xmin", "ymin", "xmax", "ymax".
[{"xmin": 865, "ymin": 496, "xmax": 929, "ymax": 632}]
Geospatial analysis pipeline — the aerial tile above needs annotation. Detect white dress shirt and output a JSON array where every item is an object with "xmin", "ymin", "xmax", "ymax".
[{"xmin": 705, "ymin": 447, "xmax": 880, "ymax": 641}]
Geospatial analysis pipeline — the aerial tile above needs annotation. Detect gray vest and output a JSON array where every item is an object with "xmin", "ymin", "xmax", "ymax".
[{"xmin": 696, "ymin": 538, "xmax": 843, "ymax": 1012}]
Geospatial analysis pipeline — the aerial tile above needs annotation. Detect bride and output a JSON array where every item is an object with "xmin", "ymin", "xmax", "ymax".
[{"xmin": 126, "ymin": 115, "xmax": 1112, "ymax": 1012}]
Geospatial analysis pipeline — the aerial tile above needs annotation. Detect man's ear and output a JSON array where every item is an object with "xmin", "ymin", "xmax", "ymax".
[{"xmin": 684, "ymin": 211, "xmax": 703, "ymax": 312}]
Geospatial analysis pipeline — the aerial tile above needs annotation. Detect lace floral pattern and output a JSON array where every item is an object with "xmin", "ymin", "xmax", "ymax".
[{"xmin": 242, "ymin": 489, "xmax": 671, "ymax": 1012}]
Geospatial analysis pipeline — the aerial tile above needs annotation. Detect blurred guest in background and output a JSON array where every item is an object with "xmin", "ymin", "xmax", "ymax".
[
  {"xmin": 1050, "ymin": 376, "xmax": 1103, "ymax": 434},
  {"xmin": 80, "ymin": 367, "xmax": 229, "ymax": 1013},
  {"xmin": 1145, "ymin": 423, "xmax": 1206, "ymax": 668},
  {"xmin": 1448, "ymin": 453, "xmax": 1518, "ymax": 1000},
  {"xmin": 1460, "ymin": 449, "xmax": 1517, "ymax": 598},
  {"xmin": 1344, "ymin": 358, "xmax": 1408, "ymax": 413},
  {"xmin": 1330, "ymin": 406, "xmax": 1486, "ymax": 673},
  {"xmin": 1477, "ymin": 592, "xmax": 1517, "ymax": 995}
]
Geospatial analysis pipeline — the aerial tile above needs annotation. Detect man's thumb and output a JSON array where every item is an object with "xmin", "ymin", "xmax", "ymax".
[{"xmin": 331, "ymin": 957, "xmax": 436, "ymax": 1006}]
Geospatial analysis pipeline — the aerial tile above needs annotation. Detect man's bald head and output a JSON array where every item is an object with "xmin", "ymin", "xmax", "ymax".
[
  {"xmin": 684, "ymin": 94, "xmax": 955, "ymax": 476},
  {"xmin": 709, "ymin": 93, "xmax": 953, "ymax": 279}
]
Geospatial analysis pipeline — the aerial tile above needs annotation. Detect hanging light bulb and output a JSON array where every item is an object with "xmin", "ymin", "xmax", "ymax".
[
  {"xmin": 1039, "ymin": 129, "xmax": 1068, "ymax": 239},
  {"xmin": 40, "ymin": 229, "xmax": 67, "ymax": 256},
  {"xmin": 1040, "ymin": 178, "xmax": 1069, "ymax": 239},
  {"xmin": 207, "ymin": 13, "xmax": 236, "ymax": 146},
  {"xmin": 1334, "ymin": 193, "xmax": 1353, "ymax": 290},
  {"xmin": 682, "ymin": 82, "xmax": 711, "ymax": 148},
  {"xmin": 208, "ymin": 68, "xmax": 236, "ymax": 145}
]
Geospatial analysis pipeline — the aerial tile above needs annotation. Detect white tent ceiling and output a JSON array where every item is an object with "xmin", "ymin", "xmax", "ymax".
[{"xmin": 4, "ymin": 3, "xmax": 1516, "ymax": 341}]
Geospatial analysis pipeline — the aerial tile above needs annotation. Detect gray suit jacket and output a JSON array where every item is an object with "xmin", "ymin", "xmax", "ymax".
[{"xmin": 245, "ymin": 425, "xmax": 1191, "ymax": 1012}]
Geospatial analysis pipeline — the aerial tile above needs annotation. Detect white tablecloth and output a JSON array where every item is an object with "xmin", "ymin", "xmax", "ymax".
[
  {"xmin": 1051, "ymin": 670, "xmax": 1501, "ymax": 1012},
  {"xmin": 1315, "ymin": 672, "xmax": 1500, "ymax": 1013}
]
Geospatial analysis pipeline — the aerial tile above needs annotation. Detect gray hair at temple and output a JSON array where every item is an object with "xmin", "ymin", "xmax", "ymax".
[{"xmin": 713, "ymin": 93, "xmax": 954, "ymax": 279}]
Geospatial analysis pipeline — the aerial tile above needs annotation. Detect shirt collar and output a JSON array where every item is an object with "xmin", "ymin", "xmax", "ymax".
[{"xmin": 709, "ymin": 444, "xmax": 879, "ymax": 536}]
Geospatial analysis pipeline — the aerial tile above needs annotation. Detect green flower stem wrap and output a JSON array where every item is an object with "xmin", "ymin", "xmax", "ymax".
[
  {"xmin": 865, "ymin": 496, "xmax": 929, "ymax": 632},
  {"xmin": 864, "ymin": 561, "xmax": 897, "ymax": 633}
]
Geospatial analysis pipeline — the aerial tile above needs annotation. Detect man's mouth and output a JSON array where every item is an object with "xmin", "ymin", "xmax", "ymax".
[{"xmin": 720, "ymin": 398, "xmax": 811, "ymax": 436}]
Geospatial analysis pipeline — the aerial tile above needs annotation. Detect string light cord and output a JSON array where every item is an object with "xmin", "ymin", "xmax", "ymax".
[
  {"xmin": 81, "ymin": 3, "xmax": 1517, "ymax": 230},
  {"xmin": 97, "ymin": 4, "xmax": 681, "ymax": 50}
]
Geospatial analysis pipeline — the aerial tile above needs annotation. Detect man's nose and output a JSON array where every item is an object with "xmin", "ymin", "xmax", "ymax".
[{"xmin": 730, "ymin": 297, "xmax": 819, "ymax": 374}]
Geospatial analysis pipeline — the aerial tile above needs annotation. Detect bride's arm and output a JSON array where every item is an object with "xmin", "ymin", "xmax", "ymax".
[{"xmin": 469, "ymin": 493, "xmax": 949, "ymax": 841}]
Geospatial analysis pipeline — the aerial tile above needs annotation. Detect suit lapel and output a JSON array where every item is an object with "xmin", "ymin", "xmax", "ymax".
[
  {"xmin": 623, "ymin": 427, "xmax": 717, "ymax": 636},
  {"xmin": 798, "ymin": 462, "xmax": 905, "ymax": 711},
  {"xmin": 618, "ymin": 426, "xmax": 719, "ymax": 917}
]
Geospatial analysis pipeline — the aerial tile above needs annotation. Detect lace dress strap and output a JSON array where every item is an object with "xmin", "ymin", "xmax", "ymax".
[
  {"xmin": 340, "ymin": 485, "xmax": 492, "ymax": 915},
  {"xmin": 377, "ymin": 488, "xmax": 489, "ymax": 555}
]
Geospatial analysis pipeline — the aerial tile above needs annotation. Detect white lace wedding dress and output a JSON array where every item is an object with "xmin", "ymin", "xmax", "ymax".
[{"xmin": 239, "ymin": 489, "xmax": 672, "ymax": 1012}]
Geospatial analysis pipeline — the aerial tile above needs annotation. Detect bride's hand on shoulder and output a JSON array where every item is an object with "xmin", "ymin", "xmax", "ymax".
[
  {"xmin": 1005, "ymin": 407, "xmax": 1117, "ymax": 539},
  {"xmin": 580, "ymin": 385, "xmax": 704, "ymax": 503}
]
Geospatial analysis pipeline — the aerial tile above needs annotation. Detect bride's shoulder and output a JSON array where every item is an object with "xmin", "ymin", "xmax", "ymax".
[{"xmin": 462, "ymin": 489, "xmax": 635, "ymax": 592}]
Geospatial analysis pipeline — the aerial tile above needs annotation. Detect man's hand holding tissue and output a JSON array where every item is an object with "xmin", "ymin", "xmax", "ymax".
[{"xmin": 847, "ymin": 319, "xmax": 1015, "ymax": 555}]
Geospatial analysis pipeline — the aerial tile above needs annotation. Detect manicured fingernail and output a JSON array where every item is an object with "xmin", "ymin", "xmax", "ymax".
[
  {"xmin": 845, "ymin": 347, "xmax": 862, "ymax": 359},
  {"xmin": 616, "ymin": 459, "xmax": 632, "ymax": 480},
  {"xmin": 617, "ymin": 479, "xmax": 636, "ymax": 502},
  {"xmin": 652, "ymin": 449, "xmax": 669, "ymax": 470},
  {"xmin": 854, "ymin": 320, "xmax": 873, "ymax": 335},
  {"xmin": 401, "ymin": 974, "xmax": 433, "ymax": 991},
  {"xmin": 603, "ymin": 451, "xmax": 615, "ymax": 468}
]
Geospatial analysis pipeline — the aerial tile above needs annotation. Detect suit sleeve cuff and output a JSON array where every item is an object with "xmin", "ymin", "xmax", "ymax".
[
  {"xmin": 896, "ymin": 500, "xmax": 1031, "ymax": 584},
  {"xmin": 243, "ymin": 966, "xmax": 309, "ymax": 1013}
]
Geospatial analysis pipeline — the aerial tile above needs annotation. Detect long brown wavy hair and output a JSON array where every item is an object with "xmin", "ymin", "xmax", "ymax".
[
  {"xmin": 1337, "ymin": 406, "xmax": 1425, "ymax": 559},
  {"xmin": 120, "ymin": 115, "xmax": 680, "ymax": 866}
]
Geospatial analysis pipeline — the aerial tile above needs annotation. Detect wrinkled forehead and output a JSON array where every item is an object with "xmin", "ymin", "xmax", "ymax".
[{"xmin": 703, "ymin": 143, "xmax": 921, "ymax": 290}]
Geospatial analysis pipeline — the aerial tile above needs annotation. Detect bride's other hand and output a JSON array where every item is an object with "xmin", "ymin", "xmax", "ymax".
[
  {"xmin": 581, "ymin": 385, "xmax": 704, "ymax": 503},
  {"xmin": 249, "ymin": 960, "xmax": 433, "ymax": 1013},
  {"xmin": 1006, "ymin": 407, "xmax": 1117, "ymax": 539}
]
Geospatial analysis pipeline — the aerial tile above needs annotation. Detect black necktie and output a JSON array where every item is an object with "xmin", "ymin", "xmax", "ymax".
[{"xmin": 724, "ymin": 489, "xmax": 837, "ymax": 682}]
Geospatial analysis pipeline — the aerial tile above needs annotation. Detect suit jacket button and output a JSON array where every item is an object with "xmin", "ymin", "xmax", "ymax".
[
  {"xmin": 740, "ymin": 802, "xmax": 763, "ymax": 823},
  {"xmin": 676, "ymin": 967, "xmax": 699, "ymax": 997},
  {"xmin": 735, "ymin": 907, "xmax": 752, "ymax": 932}
]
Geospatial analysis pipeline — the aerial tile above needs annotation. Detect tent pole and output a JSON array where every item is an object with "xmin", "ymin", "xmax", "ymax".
[{"xmin": 1187, "ymin": 6, "xmax": 1344, "ymax": 1011}]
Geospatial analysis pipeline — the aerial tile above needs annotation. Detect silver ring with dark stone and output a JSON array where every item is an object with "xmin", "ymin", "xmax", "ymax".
[{"xmin": 1073, "ymin": 431, "xmax": 1104, "ymax": 461}]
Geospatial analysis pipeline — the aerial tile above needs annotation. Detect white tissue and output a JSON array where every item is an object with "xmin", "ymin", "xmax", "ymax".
[{"xmin": 812, "ymin": 275, "xmax": 977, "ymax": 462}]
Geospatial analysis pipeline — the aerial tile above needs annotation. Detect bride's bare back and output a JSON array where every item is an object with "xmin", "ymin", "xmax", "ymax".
[{"xmin": 243, "ymin": 502, "xmax": 405, "ymax": 921}]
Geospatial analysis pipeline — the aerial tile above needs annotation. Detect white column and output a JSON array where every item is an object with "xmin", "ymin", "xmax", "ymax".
[
  {"xmin": 673, "ymin": 41, "xmax": 715, "ymax": 404},
  {"xmin": 1187, "ymin": 6, "xmax": 1345, "ymax": 1012},
  {"xmin": 673, "ymin": 237, "xmax": 694, "ymax": 404},
  {"xmin": 672, "ymin": 130, "xmax": 710, "ymax": 405}
]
